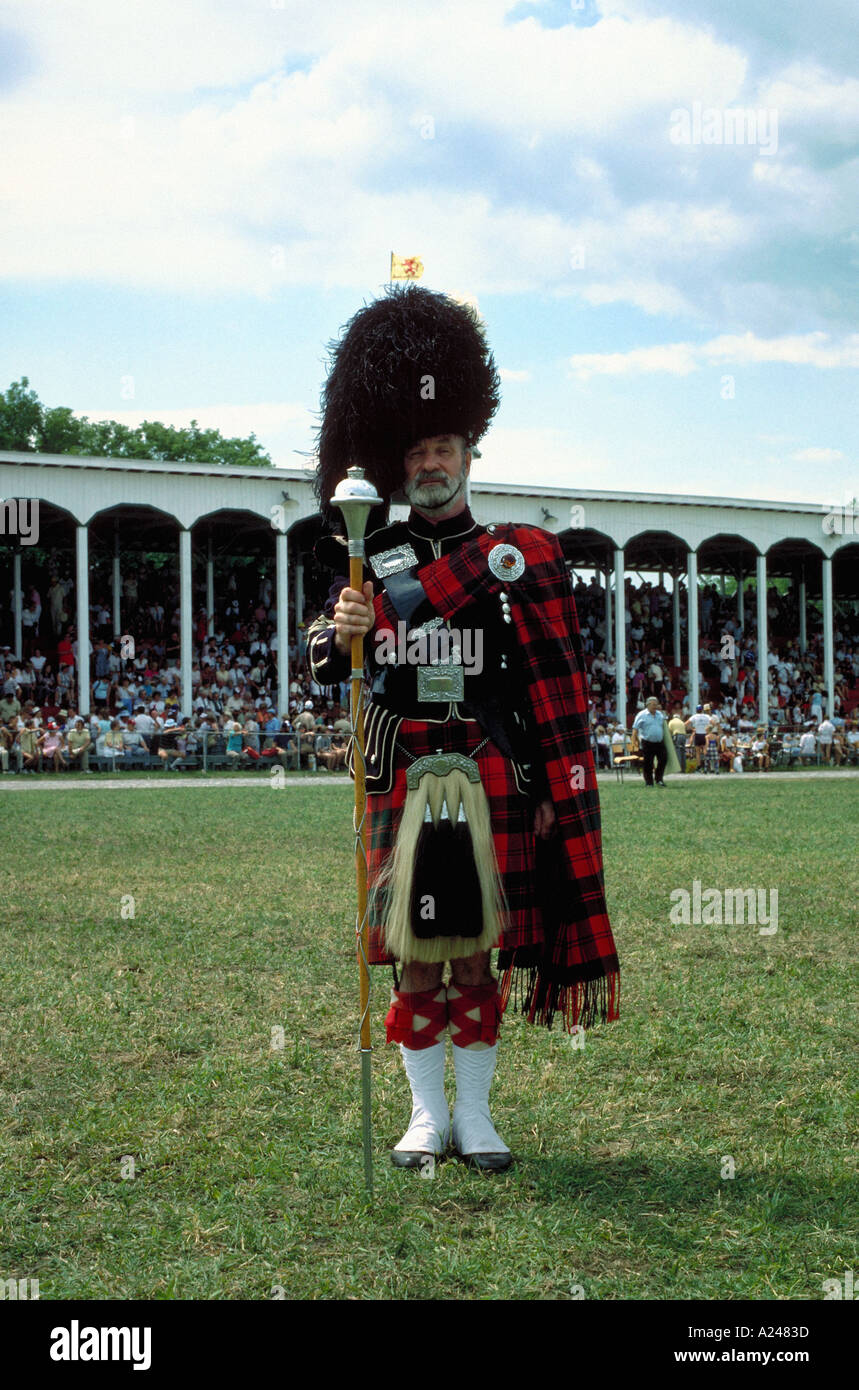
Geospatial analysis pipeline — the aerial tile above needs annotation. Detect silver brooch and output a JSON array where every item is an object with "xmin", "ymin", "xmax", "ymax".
[{"xmin": 488, "ymin": 543, "xmax": 525, "ymax": 582}]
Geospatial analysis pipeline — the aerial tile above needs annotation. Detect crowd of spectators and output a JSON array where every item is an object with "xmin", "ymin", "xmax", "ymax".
[
  {"xmin": 575, "ymin": 576, "xmax": 859, "ymax": 773},
  {"xmin": 0, "ymin": 560, "xmax": 349, "ymax": 775},
  {"xmin": 2, "ymin": 562, "xmax": 857, "ymax": 777}
]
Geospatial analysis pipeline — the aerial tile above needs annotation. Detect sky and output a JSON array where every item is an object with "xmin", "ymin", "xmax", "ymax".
[{"xmin": 1, "ymin": 0, "xmax": 857, "ymax": 508}]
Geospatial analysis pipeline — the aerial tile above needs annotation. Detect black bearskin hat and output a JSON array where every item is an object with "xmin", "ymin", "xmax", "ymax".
[{"xmin": 314, "ymin": 284, "xmax": 500, "ymax": 525}]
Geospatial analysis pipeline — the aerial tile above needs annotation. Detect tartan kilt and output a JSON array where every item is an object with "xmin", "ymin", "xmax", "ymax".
[{"xmin": 366, "ymin": 716, "xmax": 535, "ymax": 964}]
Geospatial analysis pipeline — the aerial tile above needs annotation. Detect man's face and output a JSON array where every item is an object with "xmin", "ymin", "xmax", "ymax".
[{"xmin": 402, "ymin": 434, "xmax": 470, "ymax": 514}]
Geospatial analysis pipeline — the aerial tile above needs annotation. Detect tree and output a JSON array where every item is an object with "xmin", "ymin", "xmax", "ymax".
[
  {"xmin": 40, "ymin": 406, "xmax": 84, "ymax": 455},
  {"xmin": 0, "ymin": 378, "xmax": 43, "ymax": 450},
  {"xmin": 0, "ymin": 379, "xmax": 273, "ymax": 467}
]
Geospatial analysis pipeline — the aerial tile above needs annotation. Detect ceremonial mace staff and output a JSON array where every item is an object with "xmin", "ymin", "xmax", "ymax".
[{"xmin": 330, "ymin": 466, "xmax": 383, "ymax": 1194}]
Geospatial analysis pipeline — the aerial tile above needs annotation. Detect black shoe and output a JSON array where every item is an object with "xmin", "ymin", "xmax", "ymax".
[
  {"xmin": 656, "ymin": 780, "xmax": 666, "ymax": 788},
  {"xmin": 390, "ymin": 1150, "xmax": 436, "ymax": 1170},
  {"xmin": 460, "ymin": 1151, "xmax": 514, "ymax": 1172}
]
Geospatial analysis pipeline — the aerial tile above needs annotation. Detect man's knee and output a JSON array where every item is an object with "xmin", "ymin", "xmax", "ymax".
[
  {"xmin": 400, "ymin": 960, "xmax": 445, "ymax": 993},
  {"xmin": 450, "ymin": 950, "xmax": 493, "ymax": 987}
]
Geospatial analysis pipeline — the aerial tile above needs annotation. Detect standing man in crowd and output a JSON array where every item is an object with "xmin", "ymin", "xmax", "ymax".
[
  {"xmin": 633, "ymin": 696, "xmax": 669, "ymax": 787},
  {"xmin": 686, "ymin": 703, "xmax": 713, "ymax": 772},
  {"xmin": 668, "ymin": 706, "xmax": 688, "ymax": 771}
]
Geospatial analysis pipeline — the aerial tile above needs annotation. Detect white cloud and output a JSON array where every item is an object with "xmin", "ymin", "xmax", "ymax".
[
  {"xmin": 0, "ymin": 0, "xmax": 856, "ymax": 335},
  {"xmin": 569, "ymin": 332, "xmax": 859, "ymax": 378},
  {"xmin": 580, "ymin": 279, "xmax": 694, "ymax": 316},
  {"xmin": 789, "ymin": 446, "xmax": 845, "ymax": 464},
  {"xmin": 499, "ymin": 367, "xmax": 531, "ymax": 382},
  {"xmin": 569, "ymin": 343, "xmax": 700, "ymax": 379},
  {"xmin": 0, "ymin": 0, "xmax": 755, "ymax": 302}
]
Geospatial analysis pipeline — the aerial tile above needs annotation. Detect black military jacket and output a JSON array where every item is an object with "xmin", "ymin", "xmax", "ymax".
[{"xmin": 307, "ymin": 506, "xmax": 547, "ymax": 794}]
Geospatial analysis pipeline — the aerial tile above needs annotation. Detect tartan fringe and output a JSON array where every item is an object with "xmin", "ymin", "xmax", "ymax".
[{"xmin": 499, "ymin": 961, "xmax": 620, "ymax": 1034}]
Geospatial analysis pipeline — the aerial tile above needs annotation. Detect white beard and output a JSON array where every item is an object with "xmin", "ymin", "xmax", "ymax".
[{"xmin": 404, "ymin": 470, "xmax": 466, "ymax": 512}]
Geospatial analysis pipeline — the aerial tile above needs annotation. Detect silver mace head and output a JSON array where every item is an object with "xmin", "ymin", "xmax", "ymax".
[{"xmin": 330, "ymin": 466, "xmax": 383, "ymax": 556}]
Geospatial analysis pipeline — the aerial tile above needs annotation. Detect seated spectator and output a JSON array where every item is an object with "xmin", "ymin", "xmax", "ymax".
[
  {"xmin": 817, "ymin": 716, "xmax": 836, "ymax": 765},
  {"xmin": 0, "ymin": 716, "xmax": 22, "ymax": 773},
  {"xmin": 18, "ymin": 718, "xmax": 40, "ymax": 773},
  {"xmin": 593, "ymin": 724, "xmax": 611, "ymax": 770},
  {"xmin": 121, "ymin": 718, "xmax": 148, "ymax": 763},
  {"xmin": 292, "ymin": 700, "xmax": 319, "ymax": 768},
  {"xmin": 751, "ymin": 729, "xmax": 770, "ymax": 770},
  {"xmin": 40, "ymin": 720, "xmax": 68, "ymax": 772},
  {"xmin": 67, "ymin": 717, "xmax": 92, "ymax": 771},
  {"xmin": 224, "ymin": 718, "xmax": 244, "ymax": 762}
]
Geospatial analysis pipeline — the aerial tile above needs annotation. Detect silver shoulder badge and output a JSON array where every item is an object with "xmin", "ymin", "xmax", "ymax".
[
  {"xmin": 488, "ymin": 542, "xmax": 525, "ymax": 582},
  {"xmin": 369, "ymin": 542, "xmax": 418, "ymax": 578}
]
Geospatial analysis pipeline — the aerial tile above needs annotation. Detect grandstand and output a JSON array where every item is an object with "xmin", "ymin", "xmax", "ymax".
[{"xmin": 1, "ymin": 451, "xmax": 857, "ymax": 774}]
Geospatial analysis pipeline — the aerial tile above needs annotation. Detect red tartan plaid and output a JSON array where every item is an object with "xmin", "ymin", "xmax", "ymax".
[
  {"xmin": 371, "ymin": 523, "xmax": 620, "ymax": 1033},
  {"xmin": 447, "ymin": 981, "xmax": 503, "ymax": 1046}
]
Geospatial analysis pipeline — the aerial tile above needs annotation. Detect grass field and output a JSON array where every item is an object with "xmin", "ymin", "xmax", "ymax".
[{"xmin": 1, "ymin": 778, "xmax": 856, "ymax": 1300}]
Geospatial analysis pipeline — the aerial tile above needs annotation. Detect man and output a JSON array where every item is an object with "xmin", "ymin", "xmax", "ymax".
[
  {"xmin": 686, "ymin": 703, "xmax": 713, "ymax": 772},
  {"xmin": 306, "ymin": 285, "xmax": 619, "ymax": 1172},
  {"xmin": 67, "ymin": 717, "xmax": 92, "ymax": 771},
  {"xmin": 0, "ymin": 715, "xmax": 21, "ymax": 773},
  {"xmin": 667, "ymin": 706, "xmax": 688, "ymax": 770},
  {"xmin": 0, "ymin": 688, "xmax": 21, "ymax": 723},
  {"xmin": 633, "ymin": 696, "xmax": 669, "ymax": 787},
  {"xmin": 817, "ymin": 715, "xmax": 836, "ymax": 765},
  {"xmin": 292, "ymin": 699, "xmax": 318, "ymax": 769}
]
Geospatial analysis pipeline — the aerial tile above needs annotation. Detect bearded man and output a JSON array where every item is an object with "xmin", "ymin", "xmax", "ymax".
[{"xmin": 307, "ymin": 285, "xmax": 619, "ymax": 1172}]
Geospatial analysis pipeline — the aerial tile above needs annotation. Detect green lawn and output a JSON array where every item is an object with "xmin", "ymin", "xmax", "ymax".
[{"xmin": 0, "ymin": 780, "xmax": 856, "ymax": 1300}]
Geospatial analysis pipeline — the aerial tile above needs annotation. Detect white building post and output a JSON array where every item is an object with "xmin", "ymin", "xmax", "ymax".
[
  {"xmin": 180, "ymin": 528, "xmax": 193, "ymax": 718},
  {"xmin": 687, "ymin": 549, "xmax": 699, "ymax": 712},
  {"xmin": 756, "ymin": 553, "xmax": 768, "ymax": 726},
  {"xmin": 822, "ymin": 557, "xmax": 835, "ymax": 720},
  {"xmin": 614, "ymin": 547, "xmax": 626, "ymax": 733},
  {"xmin": 13, "ymin": 550, "xmax": 23, "ymax": 660},
  {"xmin": 76, "ymin": 524, "xmax": 91, "ymax": 716},
  {"xmin": 112, "ymin": 522, "xmax": 121, "ymax": 638},
  {"xmin": 276, "ymin": 530, "xmax": 289, "ymax": 716},
  {"xmin": 206, "ymin": 531, "xmax": 215, "ymax": 637}
]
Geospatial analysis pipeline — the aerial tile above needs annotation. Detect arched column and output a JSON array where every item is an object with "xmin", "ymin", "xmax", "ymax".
[
  {"xmin": 687, "ymin": 549, "xmax": 699, "ymax": 712},
  {"xmin": 822, "ymin": 557, "xmax": 834, "ymax": 719},
  {"xmin": 112, "ymin": 521, "xmax": 121, "ymax": 638},
  {"xmin": 605, "ymin": 568, "xmax": 613, "ymax": 660},
  {"xmin": 295, "ymin": 555, "xmax": 305, "ymax": 644},
  {"xmin": 737, "ymin": 567, "xmax": 744, "ymax": 631},
  {"xmin": 672, "ymin": 573, "xmax": 681, "ymax": 668},
  {"xmin": 756, "ymin": 553, "xmax": 768, "ymax": 726},
  {"xmin": 276, "ymin": 529, "xmax": 289, "ymax": 716},
  {"xmin": 206, "ymin": 531, "xmax": 215, "ymax": 637},
  {"xmin": 13, "ymin": 551, "xmax": 23, "ymax": 660},
  {"xmin": 76, "ymin": 524, "xmax": 91, "ymax": 716},
  {"xmin": 614, "ymin": 546, "xmax": 626, "ymax": 731},
  {"xmin": 179, "ymin": 527, "xmax": 193, "ymax": 718}
]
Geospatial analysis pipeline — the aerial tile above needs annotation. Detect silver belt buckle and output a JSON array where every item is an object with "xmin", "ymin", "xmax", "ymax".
[
  {"xmin": 369, "ymin": 543, "xmax": 418, "ymax": 578},
  {"xmin": 417, "ymin": 664, "xmax": 465, "ymax": 702}
]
